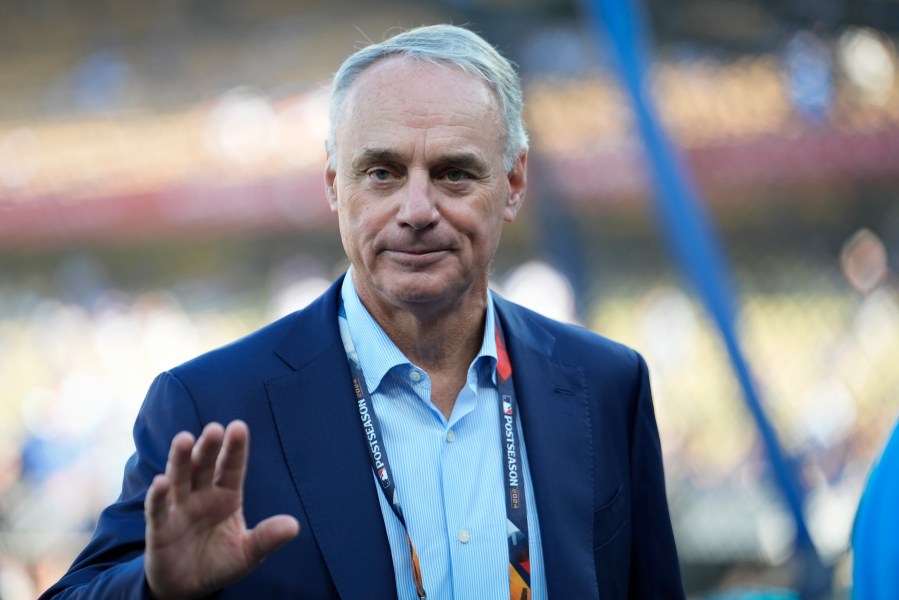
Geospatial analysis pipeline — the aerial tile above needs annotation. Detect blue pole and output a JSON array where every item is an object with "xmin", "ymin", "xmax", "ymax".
[{"xmin": 579, "ymin": 0, "xmax": 830, "ymax": 595}]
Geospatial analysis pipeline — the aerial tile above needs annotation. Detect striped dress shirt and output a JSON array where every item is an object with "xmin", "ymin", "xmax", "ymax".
[{"xmin": 340, "ymin": 273, "xmax": 547, "ymax": 600}]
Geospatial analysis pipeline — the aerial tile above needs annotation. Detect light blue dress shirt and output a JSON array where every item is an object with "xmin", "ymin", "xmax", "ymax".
[{"xmin": 340, "ymin": 273, "xmax": 547, "ymax": 600}]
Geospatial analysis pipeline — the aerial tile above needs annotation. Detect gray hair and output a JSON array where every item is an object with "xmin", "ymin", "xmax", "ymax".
[{"xmin": 327, "ymin": 24, "xmax": 528, "ymax": 172}]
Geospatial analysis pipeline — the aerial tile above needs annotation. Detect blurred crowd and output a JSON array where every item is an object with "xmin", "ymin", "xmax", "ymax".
[{"xmin": 2, "ymin": 0, "xmax": 899, "ymax": 598}]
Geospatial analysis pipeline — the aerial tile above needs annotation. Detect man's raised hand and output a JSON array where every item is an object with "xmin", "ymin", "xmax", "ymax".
[{"xmin": 144, "ymin": 420, "xmax": 300, "ymax": 599}]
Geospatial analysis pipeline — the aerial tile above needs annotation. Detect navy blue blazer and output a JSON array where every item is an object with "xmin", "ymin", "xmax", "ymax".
[{"xmin": 42, "ymin": 276, "xmax": 684, "ymax": 599}]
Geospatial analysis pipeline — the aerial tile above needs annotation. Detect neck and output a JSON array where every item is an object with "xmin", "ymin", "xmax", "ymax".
[
  {"xmin": 367, "ymin": 308, "xmax": 485, "ymax": 376},
  {"xmin": 350, "ymin": 272, "xmax": 491, "ymax": 419},
  {"xmin": 351, "ymin": 272, "xmax": 487, "ymax": 380}
]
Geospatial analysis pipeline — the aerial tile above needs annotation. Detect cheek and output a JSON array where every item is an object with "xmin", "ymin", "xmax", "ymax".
[
  {"xmin": 338, "ymin": 196, "xmax": 383, "ymax": 254},
  {"xmin": 464, "ymin": 200, "xmax": 505, "ymax": 245}
]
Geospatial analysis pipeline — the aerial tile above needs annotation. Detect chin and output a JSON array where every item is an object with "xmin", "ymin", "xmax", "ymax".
[
  {"xmin": 362, "ymin": 263, "xmax": 479, "ymax": 308},
  {"xmin": 379, "ymin": 273, "xmax": 462, "ymax": 306},
  {"xmin": 383, "ymin": 284, "xmax": 449, "ymax": 306}
]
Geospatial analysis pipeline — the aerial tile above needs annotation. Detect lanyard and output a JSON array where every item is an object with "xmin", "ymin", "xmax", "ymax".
[{"xmin": 337, "ymin": 307, "xmax": 531, "ymax": 600}]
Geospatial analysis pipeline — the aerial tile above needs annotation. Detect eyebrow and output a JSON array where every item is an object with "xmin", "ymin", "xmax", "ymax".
[
  {"xmin": 436, "ymin": 152, "xmax": 489, "ymax": 174},
  {"xmin": 351, "ymin": 148, "xmax": 403, "ymax": 170}
]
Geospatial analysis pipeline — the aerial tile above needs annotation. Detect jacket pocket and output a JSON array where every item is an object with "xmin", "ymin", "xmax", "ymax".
[{"xmin": 593, "ymin": 483, "xmax": 627, "ymax": 549}]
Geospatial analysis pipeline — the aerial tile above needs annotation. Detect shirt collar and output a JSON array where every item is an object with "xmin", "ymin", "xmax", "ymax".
[{"xmin": 339, "ymin": 269, "xmax": 498, "ymax": 394}]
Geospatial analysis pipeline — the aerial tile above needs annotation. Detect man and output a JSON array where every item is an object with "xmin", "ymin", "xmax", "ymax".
[
  {"xmin": 854, "ymin": 420, "xmax": 899, "ymax": 598},
  {"xmin": 42, "ymin": 24, "xmax": 684, "ymax": 599}
]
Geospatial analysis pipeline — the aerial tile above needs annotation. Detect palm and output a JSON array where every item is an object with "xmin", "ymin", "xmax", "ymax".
[{"xmin": 144, "ymin": 421, "xmax": 299, "ymax": 599}]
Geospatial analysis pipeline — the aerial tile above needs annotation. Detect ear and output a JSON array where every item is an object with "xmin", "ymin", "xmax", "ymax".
[
  {"xmin": 324, "ymin": 157, "xmax": 338, "ymax": 212},
  {"xmin": 503, "ymin": 150, "xmax": 527, "ymax": 222}
]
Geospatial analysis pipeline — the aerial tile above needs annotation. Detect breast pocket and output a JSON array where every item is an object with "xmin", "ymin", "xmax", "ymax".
[{"xmin": 593, "ymin": 483, "xmax": 628, "ymax": 549}]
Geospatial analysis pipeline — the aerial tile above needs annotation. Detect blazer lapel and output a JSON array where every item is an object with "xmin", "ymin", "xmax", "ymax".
[
  {"xmin": 495, "ymin": 298, "xmax": 599, "ymax": 600},
  {"xmin": 266, "ymin": 278, "xmax": 398, "ymax": 600}
]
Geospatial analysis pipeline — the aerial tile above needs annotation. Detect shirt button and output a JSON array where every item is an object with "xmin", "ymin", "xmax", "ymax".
[
  {"xmin": 410, "ymin": 370, "xmax": 422, "ymax": 382},
  {"xmin": 446, "ymin": 429, "xmax": 456, "ymax": 443},
  {"xmin": 458, "ymin": 529, "xmax": 470, "ymax": 544}
]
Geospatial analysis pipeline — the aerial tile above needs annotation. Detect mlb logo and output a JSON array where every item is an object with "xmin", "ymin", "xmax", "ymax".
[
  {"xmin": 378, "ymin": 468, "xmax": 389, "ymax": 482},
  {"xmin": 503, "ymin": 401, "xmax": 513, "ymax": 415}
]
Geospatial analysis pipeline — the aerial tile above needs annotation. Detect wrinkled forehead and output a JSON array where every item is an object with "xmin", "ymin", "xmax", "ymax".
[{"xmin": 335, "ymin": 56, "xmax": 504, "ymax": 143}]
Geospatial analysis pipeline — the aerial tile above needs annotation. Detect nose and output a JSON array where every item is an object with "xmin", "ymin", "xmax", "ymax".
[{"xmin": 396, "ymin": 170, "xmax": 439, "ymax": 230}]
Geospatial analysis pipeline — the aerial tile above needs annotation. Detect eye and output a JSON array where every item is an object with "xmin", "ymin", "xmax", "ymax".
[
  {"xmin": 443, "ymin": 169, "xmax": 469, "ymax": 183},
  {"xmin": 369, "ymin": 168, "xmax": 393, "ymax": 181}
]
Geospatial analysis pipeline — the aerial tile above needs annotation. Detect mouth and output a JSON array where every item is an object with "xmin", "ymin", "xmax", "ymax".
[
  {"xmin": 388, "ymin": 247, "xmax": 447, "ymax": 255},
  {"xmin": 383, "ymin": 248, "xmax": 450, "ymax": 263}
]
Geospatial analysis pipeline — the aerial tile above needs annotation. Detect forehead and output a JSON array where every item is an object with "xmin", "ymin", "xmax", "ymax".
[{"xmin": 335, "ymin": 57, "xmax": 505, "ymax": 162}]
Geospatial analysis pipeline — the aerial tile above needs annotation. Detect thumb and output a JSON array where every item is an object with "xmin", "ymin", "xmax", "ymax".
[{"xmin": 246, "ymin": 515, "xmax": 300, "ymax": 565}]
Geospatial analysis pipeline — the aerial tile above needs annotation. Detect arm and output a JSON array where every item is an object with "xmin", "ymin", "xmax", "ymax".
[
  {"xmin": 39, "ymin": 372, "xmax": 299, "ymax": 599},
  {"xmin": 627, "ymin": 353, "xmax": 686, "ymax": 599}
]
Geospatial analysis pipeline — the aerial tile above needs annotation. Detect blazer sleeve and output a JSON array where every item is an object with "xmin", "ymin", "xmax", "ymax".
[
  {"xmin": 627, "ymin": 352, "xmax": 685, "ymax": 598},
  {"xmin": 39, "ymin": 371, "xmax": 204, "ymax": 600}
]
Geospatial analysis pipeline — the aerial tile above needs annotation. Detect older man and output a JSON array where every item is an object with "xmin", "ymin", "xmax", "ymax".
[{"xmin": 42, "ymin": 24, "xmax": 684, "ymax": 600}]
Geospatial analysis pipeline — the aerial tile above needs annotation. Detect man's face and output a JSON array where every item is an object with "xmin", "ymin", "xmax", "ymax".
[{"xmin": 326, "ymin": 57, "xmax": 526, "ymax": 315}]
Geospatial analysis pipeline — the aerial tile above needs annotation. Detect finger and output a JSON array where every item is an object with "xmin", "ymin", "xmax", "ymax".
[
  {"xmin": 166, "ymin": 431, "xmax": 196, "ymax": 505},
  {"xmin": 246, "ymin": 515, "xmax": 300, "ymax": 566},
  {"xmin": 191, "ymin": 422, "xmax": 225, "ymax": 491},
  {"xmin": 145, "ymin": 474, "xmax": 171, "ymax": 530},
  {"xmin": 213, "ymin": 420, "xmax": 250, "ymax": 491}
]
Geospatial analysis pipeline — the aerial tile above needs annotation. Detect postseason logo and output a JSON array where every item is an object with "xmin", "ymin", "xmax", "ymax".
[
  {"xmin": 358, "ymin": 396, "xmax": 391, "ymax": 488},
  {"xmin": 502, "ymin": 394, "xmax": 520, "ymax": 508}
]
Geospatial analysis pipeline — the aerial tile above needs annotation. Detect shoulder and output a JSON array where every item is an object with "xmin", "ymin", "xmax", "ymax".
[{"xmin": 493, "ymin": 294, "xmax": 643, "ymax": 375}]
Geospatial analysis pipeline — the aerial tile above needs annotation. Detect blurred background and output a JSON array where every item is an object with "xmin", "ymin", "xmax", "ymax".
[{"xmin": 1, "ymin": 0, "xmax": 898, "ymax": 597}]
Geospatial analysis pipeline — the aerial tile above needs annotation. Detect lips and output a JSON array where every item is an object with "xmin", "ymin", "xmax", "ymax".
[
  {"xmin": 380, "ymin": 238, "xmax": 453, "ymax": 256},
  {"xmin": 387, "ymin": 248, "xmax": 447, "ymax": 255},
  {"xmin": 385, "ymin": 248, "xmax": 449, "ymax": 257},
  {"xmin": 382, "ymin": 247, "xmax": 450, "ymax": 264},
  {"xmin": 377, "ymin": 232, "xmax": 456, "ymax": 263}
]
